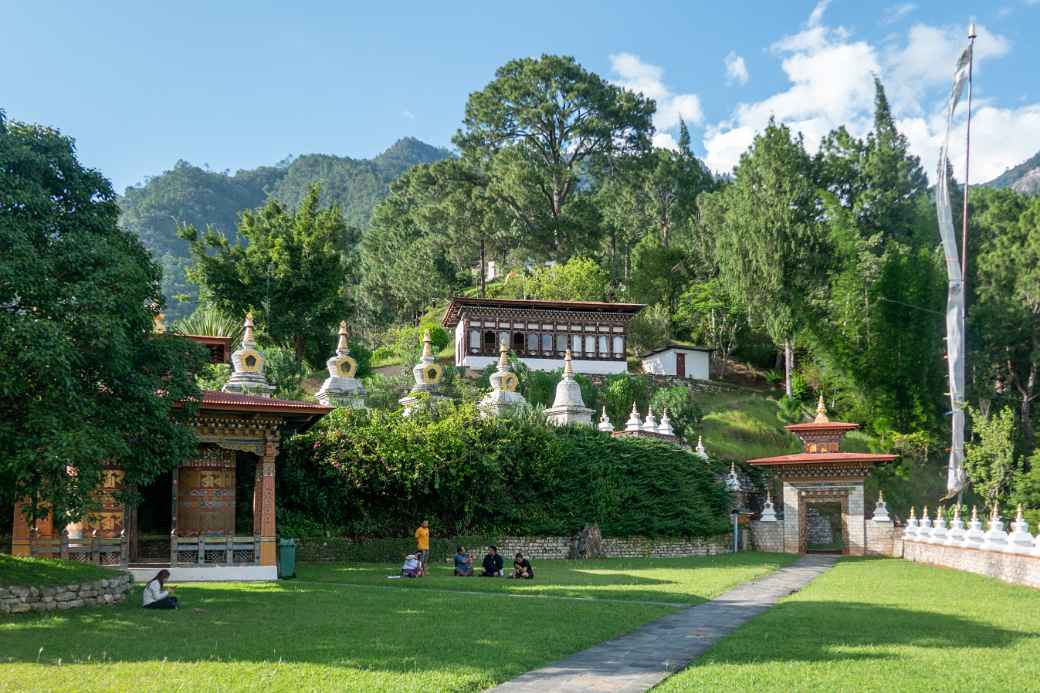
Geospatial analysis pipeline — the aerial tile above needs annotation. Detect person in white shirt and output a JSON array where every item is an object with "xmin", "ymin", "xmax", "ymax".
[{"xmin": 142, "ymin": 569, "xmax": 178, "ymax": 609}]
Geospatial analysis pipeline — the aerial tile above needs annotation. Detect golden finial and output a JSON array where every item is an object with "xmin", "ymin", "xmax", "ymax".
[
  {"xmin": 631, "ymin": 401, "xmax": 639, "ymax": 414},
  {"xmin": 936, "ymin": 506, "xmax": 943, "ymax": 521},
  {"xmin": 1017, "ymin": 503, "xmax": 1025, "ymax": 522},
  {"xmin": 243, "ymin": 312, "xmax": 255, "ymax": 344},
  {"xmin": 563, "ymin": 349, "xmax": 574, "ymax": 378},
  {"xmin": 909, "ymin": 506, "xmax": 916, "ymax": 519},
  {"xmin": 498, "ymin": 339, "xmax": 510, "ymax": 370},
  {"xmin": 878, "ymin": 490, "xmax": 884, "ymax": 503},
  {"xmin": 922, "ymin": 505, "xmax": 929, "ymax": 519},
  {"xmin": 814, "ymin": 394, "xmax": 829, "ymax": 423},
  {"xmin": 337, "ymin": 320, "xmax": 349, "ymax": 353},
  {"xmin": 953, "ymin": 505, "xmax": 961, "ymax": 520},
  {"xmin": 153, "ymin": 312, "xmax": 166, "ymax": 334},
  {"xmin": 421, "ymin": 329, "xmax": 433, "ymax": 359},
  {"xmin": 991, "ymin": 503, "xmax": 1000, "ymax": 521},
  {"xmin": 971, "ymin": 505, "xmax": 978, "ymax": 521}
]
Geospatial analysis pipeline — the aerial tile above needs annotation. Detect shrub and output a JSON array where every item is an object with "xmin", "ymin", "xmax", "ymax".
[
  {"xmin": 650, "ymin": 386, "xmax": 704, "ymax": 443},
  {"xmin": 279, "ymin": 403, "xmax": 731, "ymax": 538}
]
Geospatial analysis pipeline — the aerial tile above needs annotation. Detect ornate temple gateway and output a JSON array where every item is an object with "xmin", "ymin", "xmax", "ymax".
[
  {"xmin": 11, "ymin": 315, "xmax": 331, "ymax": 581},
  {"xmin": 747, "ymin": 398, "xmax": 897, "ymax": 555},
  {"xmin": 443, "ymin": 297, "xmax": 644, "ymax": 374}
]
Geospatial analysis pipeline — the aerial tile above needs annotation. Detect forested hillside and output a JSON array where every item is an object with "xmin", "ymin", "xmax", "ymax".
[
  {"xmin": 118, "ymin": 137, "xmax": 451, "ymax": 318},
  {"xmin": 986, "ymin": 148, "xmax": 1040, "ymax": 195}
]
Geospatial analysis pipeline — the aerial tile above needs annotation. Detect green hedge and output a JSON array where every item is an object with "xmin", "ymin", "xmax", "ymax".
[{"xmin": 279, "ymin": 403, "xmax": 732, "ymax": 538}]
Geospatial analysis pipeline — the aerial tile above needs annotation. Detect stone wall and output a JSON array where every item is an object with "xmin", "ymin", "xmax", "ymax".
[
  {"xmin": 903, "ymin": 539, "xmax": 1039, "ymax": 589},
  {"xmin": 0, "ymin": 572, "xmax": 133, "ymax": 615},
  {"xmin": 749, "ymin": 521, "xmax": 783, "ymax": 552},
  {"xmin": 865, "ymin": 521, "xmax": 901, "ymax": 557},
  {"xmin": 296, "ymin": 535, "xmax": 732, "ymax": 563}
]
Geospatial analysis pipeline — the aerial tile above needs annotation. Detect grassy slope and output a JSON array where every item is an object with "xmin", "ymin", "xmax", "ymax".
[
  {"xmin": 0, "ymin": 554, "xmax": 789, "ymax": 692},
  {"xmin": 657, "ymin": 557, "xmax": 1040, "ymax": 692},
  {"xmin": 0, "ymin": 555, "xmax": 120, "ymax": 587}
]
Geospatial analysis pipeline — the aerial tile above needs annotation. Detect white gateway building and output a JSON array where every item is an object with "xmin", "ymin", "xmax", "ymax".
[{"xmin": 443, "ymin": 297, "xmax": 644, "ymax": 375}]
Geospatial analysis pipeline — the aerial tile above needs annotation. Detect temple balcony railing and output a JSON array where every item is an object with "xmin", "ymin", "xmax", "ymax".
[
  {"xmin": 29, "ymin": 528, "xmax": 128, "ymax": 568},
  {"xmin": 170, "ymin": 533, "xmax": 259, "ymax": 567}
]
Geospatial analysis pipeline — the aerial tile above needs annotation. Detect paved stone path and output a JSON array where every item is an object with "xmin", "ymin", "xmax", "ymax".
[{"xmin": 488, "ymin": 554, "xmax": 839, "ymax": 693}]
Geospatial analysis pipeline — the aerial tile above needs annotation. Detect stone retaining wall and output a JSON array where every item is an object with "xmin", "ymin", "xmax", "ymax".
[
  {"xmin": 297, "ymin": 535, "xmax": 732, "ymax": 563},
  {"xmin": 0, "ymin": 572, "xmax": 133, "ymax": 615},
  {"xmin": 903, "ymin": 539, "xmax": 1039, "ymax": 589},
  {"xmin": 749, "ymin": 521, "xmax": 783, "ymax": 553}
]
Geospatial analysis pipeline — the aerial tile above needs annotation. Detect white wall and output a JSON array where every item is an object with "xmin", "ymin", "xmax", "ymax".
[
  {"xmin": 461, "ymin": 354, "xmax": 628, "ymax": 375},
  {"xmin": 641, "ymin": 349, "xmax": 711, "ymax": 380}
]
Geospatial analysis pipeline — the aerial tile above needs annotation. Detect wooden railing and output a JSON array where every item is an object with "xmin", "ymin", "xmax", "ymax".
[
  {"xmin": 170, "ymin": 533, "xmax": 258, "ymax": 567},
  {"xmin": 29, "ymin": 529, "xmax": 128, "ymax": 568}
]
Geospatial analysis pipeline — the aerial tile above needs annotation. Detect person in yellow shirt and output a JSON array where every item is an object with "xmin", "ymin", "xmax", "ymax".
[{"xmin": 414, "ymin": 520, "xmax": 430, "ymax": 576}]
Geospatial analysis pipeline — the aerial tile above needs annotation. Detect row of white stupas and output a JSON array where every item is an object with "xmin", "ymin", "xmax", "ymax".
[{"xmin": 904, "ymin": 504, "xmax": 1040, "ymax": 556}]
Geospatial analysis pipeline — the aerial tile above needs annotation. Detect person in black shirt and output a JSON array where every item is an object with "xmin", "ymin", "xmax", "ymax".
[
  {"xmin": 481, "ymin": 545, "xmax": 504, "ymax": 577},
  {"xmin": 511, "ymin": 552, "xmax": 534, "ymax": 579}
]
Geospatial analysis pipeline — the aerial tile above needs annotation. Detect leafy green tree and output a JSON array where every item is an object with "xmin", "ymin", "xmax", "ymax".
[
  {"xmin": 180, "ymin": 185, "xmax": 352, "ymax": 364},
  {"xmin": 0, "ymin": 112, "xmax": 204, "ymax": 526},
  {"xmin": 675, "ymin": 279, "xmax": 745, "ymax": 379},
  {"xmin": 971, "ymin": 190, "xmax": 1040, "ymax": 446},
  {"xmin": 965, "ymin": 406, "xmax": 1022, "ymax": 508},
  {"xmin": 454, "ymin": 54, "xmax": 655, "ymax": 259},
  {"xmin": 522, "ymin": 256, "xmax": 610, "ymax": 301},
  {"xmin": 710, "ymin": 121, "xmax": 822, "ymax": 396}
]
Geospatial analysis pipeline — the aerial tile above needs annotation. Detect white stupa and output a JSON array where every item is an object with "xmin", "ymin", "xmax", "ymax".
[
  {"xmin": 597, "ymin": 406, "xmax": 614, "ymax": 433},
  {"xmin": 545, "ymin": 350, "xmax": 593, "ymax": 426},
  {"xmin": 222, "ymin": 313, "xmax": 275, "ymax": 397},
  {"xmin": 316, "ymin": 321, "xmax": 366, "ymax": 408},
  {"xmin": 624, "ymin": 403, "xmax": 643, "ymax": 432},
  {"xmin": 479, "ymin": 341, "xmax": 526, "ymax": 417},
  {"xmin": 399, "ymin": 330, "xmax": 447, "ymax": 415}
]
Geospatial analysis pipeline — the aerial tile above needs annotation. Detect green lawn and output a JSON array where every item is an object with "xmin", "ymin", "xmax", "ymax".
[
  {"xmin": 0, "ymin": 555, "xmax": 121, "ymax": 587},
  {"xmin": 298, "ymin": 552, "xmax": 798, "ymax": 605},
  {"xmin": 0, "ymin": 553, "xmax": 789, "ymax": 692},
  {"xmin": 656, "ymin": 557, "xmax": 1040, "ymax": 692}
]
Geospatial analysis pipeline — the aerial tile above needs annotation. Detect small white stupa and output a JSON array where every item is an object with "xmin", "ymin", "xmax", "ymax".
[
  {"xmin": 871, "ymin": 491, "xmax": 890, "ymax": 523},
  {"xmin": 479, "ymin": 341, "xmax": 526, "ymax": 418},
  {"xmin": 1008, "ymin": 505, "xmax": 1034, "ymax": 553},
  {"xmin": 725, "ymin": 462, "xmax": 742, "ymax": 491},
  {"xmin": 641, "ymin": 406, "xmax": 659, "ymax": 433},
  {"xmin": 316, "ymin": 321, "xmax": 366, "ymax": 408},
  {"xmin": 545, "ymin": 350, "xmax": 593, "ymax": 426},
  {"xmin": 760, "ymin": 491, "xmax": 777, "ymax": 522},
  {"xmin": 656, "ymin": 409, "xmax": 675, "ymax": 437},
  {"xmin": 694, "ymin": 436, "xmax": 708, "ymax": 460},
  {"xmin": 624, "ymin": 403, "xmax": 643, "ymax": 432},
  {"xmin": 222, "ymin": 312, "xmax": 275, "ymax": 397},
  {"xmin": 399, "ymin": 330, "xmax": 447, "ymax": 416},
  {"xmin": 597, "ymin": 406, "xmax": 614, "ymax": 433}
]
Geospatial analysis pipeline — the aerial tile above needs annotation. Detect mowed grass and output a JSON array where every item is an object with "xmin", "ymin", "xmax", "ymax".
[
  {"xmin": 657, "ymin": 558, "xmax": 1040, "ymax": 692},
  {"xmin": 0, "ymin": 554, "xmax": 120, "ymax": 586},
  {"xmin": 299, "ymin": 552, "xmax": 798, "ymax": 606},
  {"xmin": 0, "ymin": 553, "xmax": 790, "ymax": 692}
]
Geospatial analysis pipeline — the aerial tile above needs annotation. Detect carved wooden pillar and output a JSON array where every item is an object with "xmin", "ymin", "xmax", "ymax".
[{"xmin": 254, "ymin": 430, "xmax": 279, "ymax": 566}]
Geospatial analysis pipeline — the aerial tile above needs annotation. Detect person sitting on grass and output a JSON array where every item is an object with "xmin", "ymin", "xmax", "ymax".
[
  {"xmin": 401, "ymin": 554, "xmax": 420, "ymax": 578},
  {"xmin": 480, "ymin": 545, "xmax": 504, "ymax": 577},
  {"xmin": 142, "ymin": 569, "xmax": 178, "ymax": 609},
  {"xmin": 510, "ymin": 552, "xmax": 534, "ymax": 580},
  {"xmin": 453, "ymin": 545, "xmax": 474, "ymax": 576}
]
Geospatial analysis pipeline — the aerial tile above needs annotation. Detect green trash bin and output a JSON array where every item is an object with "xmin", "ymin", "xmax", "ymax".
[{"xmin": 278, "ymin": 538, "xmax": 297, "ymax": 579}]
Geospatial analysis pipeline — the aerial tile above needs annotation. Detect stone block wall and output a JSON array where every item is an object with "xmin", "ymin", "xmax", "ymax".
[
  {"xmin": 865, "ymin": 521, "xmax": 901, "ymax": 557},
  {"xmin": 296, "ymin": 535, "xmax": 733, "ymax": 563},
  {"xmin": 903, "ymin": 539, "xmax": 1039, "ymax": 589},
  {"xmin": 749, "ymin": 521, "xmax": 783, "ymax": 552},
  {"xmin": 0, "ymin": 572, "xmax": 133, "ymax": 615}
]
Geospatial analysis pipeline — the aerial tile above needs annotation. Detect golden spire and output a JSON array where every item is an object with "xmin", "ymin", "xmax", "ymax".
[
  {"xmin": 878, "ymin": 490, "xmax": 885, "ymax": 503},
  {"xmin": 814, "ymin": 394, "xmax": 829, "ymax": 423},
  {"xmin": 421, "ymin": 329, "xmax": 433, "ymax": 359},
  {"xmin": 243, "ymin": 312, "xmax": 255, "ymax": 345},
  {"xmin": 909, "ymin": 506, "xmax": 916, "ymax": 520},
  {"xmin": 936, "ymin": 506, "xmax": 943, "ymax": 521},
  {"xmin": 498, "ymin": 339, "xmax": 509, "ymax": 370},
  {"xmin": 337, "ymin": 320, "xmax": 350, "ymax": 354},
  {"xmin": 922, "ymin": 505, "xmax": 929, "ymax": 519},
  {"xmin": 991, "ymin": 503, "xmax": 1000, "ymax": 521},
  {"xmin": 563, "ymin": 349, "xmax": 574, "ymax": 378},
  {"xmin": 1017, "ymin": 503, "xmax": 1025, "ymax": 522},
  {"xmin": 953, "ymin": 505, "xmax": 961, "ymax": 520},
  {"xmin": 971, "ymin": 505, "xmax": 978, "ymax": 521}
]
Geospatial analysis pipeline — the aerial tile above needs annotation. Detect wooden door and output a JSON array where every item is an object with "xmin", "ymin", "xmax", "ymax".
[{"xmin": 676, "ymin": 352, "xmax": 686, "ymax": 378}]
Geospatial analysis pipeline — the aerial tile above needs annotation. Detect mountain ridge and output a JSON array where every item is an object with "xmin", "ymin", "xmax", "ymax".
[{"xmin": 984, "ymin": 148, "xmax": 1040, "ymax": 194}]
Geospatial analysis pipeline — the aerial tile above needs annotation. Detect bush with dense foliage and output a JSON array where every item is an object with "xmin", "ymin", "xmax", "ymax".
[{"xmin": 279, "ymin": 404, "xmax": 731, "ymax": 538}]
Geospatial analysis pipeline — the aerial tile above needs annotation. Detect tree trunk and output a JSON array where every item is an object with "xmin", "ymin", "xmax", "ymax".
[
  {"xmin": 293, "ymin": 334, "xmax": 304, "ymax": 362},
  {"xmin": 479, "ymin": 237, "xmax": 487, "ymax": 298},
  {"xmin": 784, "ymin": 339, "xmax": 794, "ymax": 398}
]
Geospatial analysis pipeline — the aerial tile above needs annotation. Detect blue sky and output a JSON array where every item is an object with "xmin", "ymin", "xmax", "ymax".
[{"xmin": 4, "ymin": 1, "xmax": 1039, "ymax": 193}]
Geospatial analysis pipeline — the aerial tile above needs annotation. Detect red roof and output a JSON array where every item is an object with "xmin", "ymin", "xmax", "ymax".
[
  {"xmin": 198, "ymin": 391, "xmax": 333, "ymax": 417},
  {"xmin": 785, "ymin": 421, "xmax": 860, "ymax": 433},
  {"xmin": 443, "ymin": 296, "xmax": 645, "ymax": 327},
  {"xmin": 747, "ymin": 451, "xmax": 898, "ymax": 466}
]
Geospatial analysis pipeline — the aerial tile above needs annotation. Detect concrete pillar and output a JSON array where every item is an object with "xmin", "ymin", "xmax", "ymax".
[
  {"xmin": 782, "ymin": 482, "xmax": 800, "ymax": 554},
  {"xmin": 847, "ymin": 484, "xmax": 866, "ymax": 556}
]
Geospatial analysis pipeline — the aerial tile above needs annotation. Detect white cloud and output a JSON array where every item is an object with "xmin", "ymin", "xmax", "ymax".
[
  {"xmin": 401, "ymin": 110, "xmax": 416, "ymax": 120},
  {"xmin": 881, "ymin": 3, "xmax": 916, "ymax": 24},
  {"xmin": 610, "ymin": 52, "xmax": 702, "ymax": 149},
  {"xmin": 724, "ymin": 52, "xmax": 750, "ymax": 86},
  {"xmin": 700, "ymin": 6, "xmax": 1035, "ymax": 183}
]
